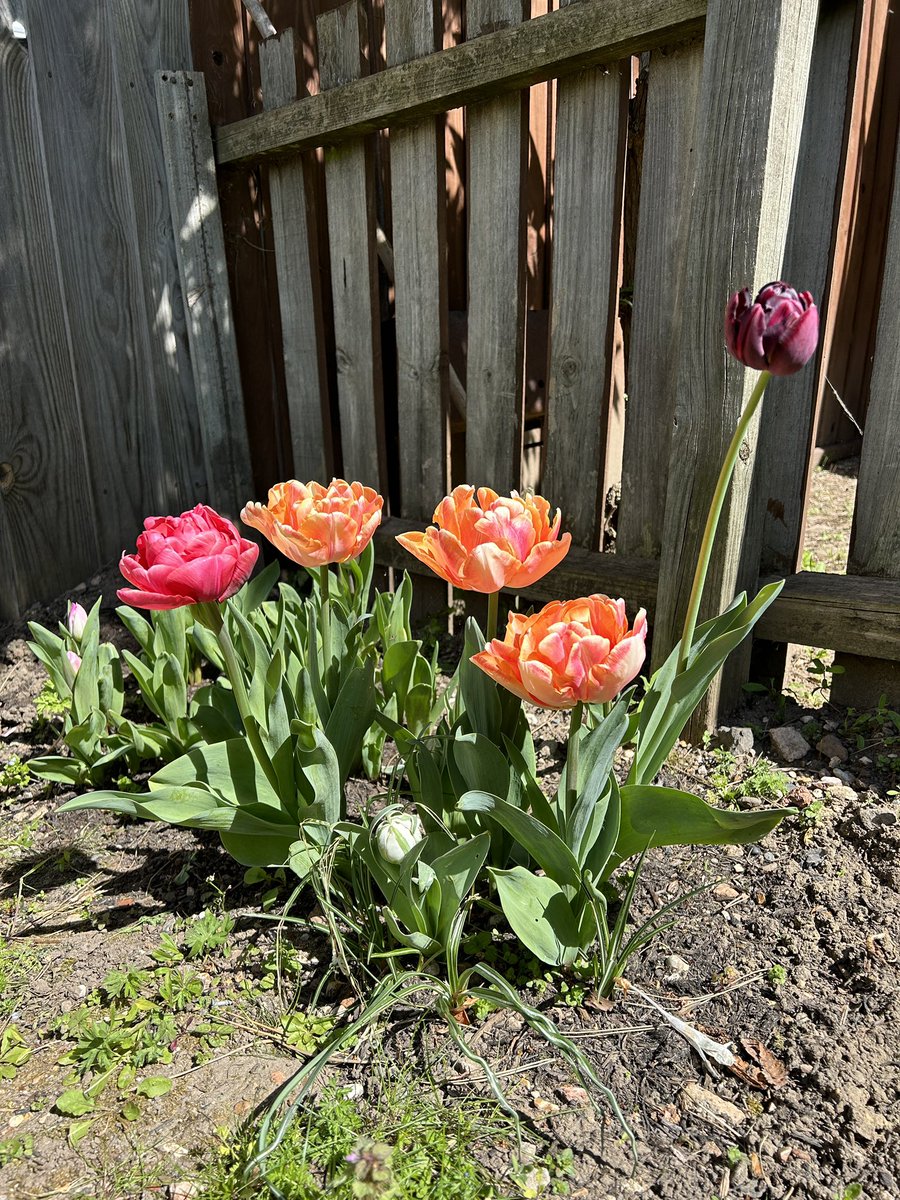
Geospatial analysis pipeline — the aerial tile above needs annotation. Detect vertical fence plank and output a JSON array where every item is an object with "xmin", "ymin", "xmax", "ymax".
[
  {"xmin": 464, "ymin": 0, "xmax": 527, "ymax": 494},
  {"xmin": 618, "ymin": 39, "xmax": 703, "ymax": 559},
  {"xmin": 384, "ymin": 0, "xmax": 448, "ymax": 520},
  {"xmin": 157, "ymin": 70, "xmax": 254, "ymax": 515},
  {"xmin": 0, "ymin": 21, "xmax": 99, "ymax": 618},
  {"xmin": 108, "ymin": 0, "xmax": 205, "ymax": 510},
  {"xmin": 260, "ymin": 28, "xmax": 330, "ymax": 483},
  {"xmin": 317, "ymin": 2, "xmax": 385, "ymax": 491},
  {"xmin": 542, "ymin": 6, "xmax": 625, "ymax": 548},
  {"xmin": 26, "ymin": 0, "xmax": 168, "ymax": 554},
  {"xmin": 651, "ymin": 0, "xmax": 819, "ymax": 731}
]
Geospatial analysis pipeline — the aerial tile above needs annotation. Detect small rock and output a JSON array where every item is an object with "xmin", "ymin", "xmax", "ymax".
[
  {"xmin": 832, "ymin": 785, "xmax": 858, "ymax": 804},
  {"xmin": 712, "ymin": 726, "xmax": 755, "ymax": 754},
  {"xmin": 816, "ymin": 733, "xmax": 848, "ymax": 762},
  {"xmin": 168, "ymin": 1184, "xmax": 201, "ymax": 1200},
  {"xmin": 769, "ymin": 726, "xmax": 811, "ymax": 763},
  {"xmin": 834, "ymin": 767, "xmax": 855, "ymax": 786},
  {"xmin": 875, "ymin": 810, "xmax": 898, "ymax": 827},
  {"xmin": 713, "ymin": 883, "xmax": 741, "ymax": 902},
  {"xmin": 680, "ymin": 1082, "xmax": 746, "ymax": 1126},
  {"xmin": 820, "ymin": 775, "xmax": 842, "ymax": 787},
  {"xmin": 664, "ymin": 954, "xmax": 691, "ymax": 981},
  {"xmin": 557, "ymin": 1084, "xmax": 590, "ymax": 1107}
]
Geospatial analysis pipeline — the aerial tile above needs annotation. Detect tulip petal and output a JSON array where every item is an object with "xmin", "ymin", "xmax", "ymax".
[
  {"xmin": 506, "ymin": 533, "xmax": 572, "ymax": 589},
  {"xmin": 116, "ymin": 587, "xmax": 197, "ymax": 611}
]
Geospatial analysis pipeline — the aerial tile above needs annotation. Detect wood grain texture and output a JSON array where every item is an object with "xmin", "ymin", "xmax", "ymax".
[
  {"xmin": 0, "ymin": 23, "xmax": 99, "ymax": 618},
  {"xmin": 543, "ymin": 37, "xmax": 624, "ymax": 547},
  {"xmin": 26, "ymin": 0, "xmax": 167, "ymax": 554},
  {"xmin": 847, "ymin": 107, "xmax": 900, "ymax": 578},
  {"xmin": 108, "ymin": 0, "xmax": 205, "ymax": 510},
  {"xmin": 749, "ymin": 1, "xmax": 856, "ymax": 579},
  {"xmin": 755, "ymin": 572, "xmax": 900, "ymax": 659},
  {"xmin": 317, "ymin": 3, "xmax": 385, "ymax": 490},
  {"xmin": 617, "ymin": 39, "xmax": 703, "ymax": 558},
  {"xmin": 651, "ymin": 0, "xmax": 819, "ymax": 729},
  {"xmin": 260, "ymin": 28, "xmax": 330, "ymax": 483},
  {"xmin": 384, "ymin": 0, "xmax": 448, "ymax": 520},
  {"xmin": 156, "ymin": 70, "xmax": 254, "ymax": 517},
  {"xmin": 215, "ymin": 0, "xmax": 708, "ymax": 164},
  {"xmin": 464, "ymin": 0, "xmax": 528, "ymax": 494}
]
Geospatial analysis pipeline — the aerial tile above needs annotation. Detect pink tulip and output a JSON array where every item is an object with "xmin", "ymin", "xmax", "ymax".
[
  {"xmin": 118, "ymin": 504, "xmax": 259, "ymax": 611},
  {"xmin": 472, "ymin": 596, "xmax": 647, "ymax": 709},
  {"xmin": 66, "ymin": 651, "xmax": 82, "ymax": 675},
  {"xmin": 66, "ymin": 601, "xmax": 88, "ymax": 641},
  {"xmin": 725, "ymin": 282, "xmax": 818, "ymax": 376}
]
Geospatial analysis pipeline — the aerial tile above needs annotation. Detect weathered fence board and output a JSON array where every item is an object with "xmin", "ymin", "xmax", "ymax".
[
  {"xmin": 26, "ymin": 0, "xmax": 168, "ymax": 554},
  {"xmin": 384, "ymin": 0, "xmax": 448, "ymax": 518},
  {"xmin": 651, "ymin": 0, "xmax": 819, "ymax": 730},
  {"xmin": 156, "ymin": 70, "xmax": 253, "ymax": 517},
  {"xmin": 108, "ymin": 0, "xmax": 204, "ymax": 509},
  {"xmin": 317, "ymin": 4, "xmax": 386, "ymax": 490},
  {"xmin": 464, "ymin": 0, "xmax": 527, "ymax": 494},
  {"xmin": 543, "ymin": 36, "xmax": 624, "ymax": 547},
  {"xmin": 215, "ymin": 0, "xmax": 708, "ymax": 164},
  {"xmin": 618, "ymin": 39, "xmax": 703, "ymax": 559},
  {"xmin": 260, "ymin": 28, "xmax": 331, "ymax": 484},
  {"xmin": 0, "ymin": 21, "xmax": 99, "ymax": 619}
]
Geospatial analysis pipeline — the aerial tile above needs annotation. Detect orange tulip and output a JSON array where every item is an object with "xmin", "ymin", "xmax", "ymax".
[
  {"xmin": 241, "ymin": 479, "xmax": 383, "ymax": 568},
  {"xmin": 395, "ymin": 486, "xmax": 571, "ymax": 593},
  {"xmin": 472, "ymin": 596, "xmax": 647, "ymax": 709}
]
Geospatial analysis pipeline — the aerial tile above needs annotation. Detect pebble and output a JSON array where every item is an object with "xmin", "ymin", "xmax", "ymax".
[
  {"xmin": 816, "ymin": 732, "xmax": 848, "ymax": 761},
  {"xmin": 680, "ymin": 1082, "xmax": 746, "ymax": 1125},
  {"xmin": 712, "ymin": 725, "xmax": 755, "ymax": 754},
  {"xmin": 664, "ymin": 954, "xmax": 691, "ymax": 981},
  {"xmin": 713, "ymin": 883, "xmax": 741, "ymax": 902},
  {"xmin": 769, "ymin": 726, "xmax": 811, "ymax": 762},
  {"xmin": 834, "ymin": 768, "xmax": 855, "ymax": 786}
]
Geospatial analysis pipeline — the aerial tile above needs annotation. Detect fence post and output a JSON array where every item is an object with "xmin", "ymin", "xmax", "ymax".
[
  {"xmin": 651, "ymin": 0, "xmax": 819, "ymax": 734},
  {"xmin": 832, "ymin": 108, "xmax": 900, "ymax": 707},
  {"xmin": 259, "ymin": 28, "xmax": 332, "ymax": 485},
  {"xmin": 156, "ymin": 70, "xmax": 254, "ymax": 518}
]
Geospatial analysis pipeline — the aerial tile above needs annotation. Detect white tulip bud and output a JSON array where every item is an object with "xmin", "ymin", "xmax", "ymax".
[
  {"xmin": 375, "ymin": 812, "xmax": 425, "ymax": 864},
  {"xmin": 66, "ymin": 600, "xmax": 88, "ymax": 641}
]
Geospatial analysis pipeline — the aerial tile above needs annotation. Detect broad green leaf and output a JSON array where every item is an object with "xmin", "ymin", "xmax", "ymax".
[
  {"xmin": 563, "ymin": 692, "xmax": 630, "ymax": 857},
  {"xmin": 451, "ymin": 734, "xmax": 511, "ymax": 803},
  {"xmin": 55, "ymin": 1090, "xmax": 95, "ymax": 1117},
  {"xmin": 489, "ymin": 867, "xmax": 584, "ymax": 966},
  {"xmin": 458, "ymin": 618, "xmax": 501, "ymax": 739},
  {"xmin": 240, "ymin": 560, "xmax": 281, "ymax": 614},
  {"xmin": 151, "ymin": 738, "xmax": 282, "ymax": 810},
  {"xmin": 324, "ymin": 657, "xmax": 376, "ymax": 782},
  {"xmin": 28, "ymin": 756, "xmax": 86, "ymax": 784},
  {"xmin": 459, "ymin": 792, "xmax": 580, "ymax": 888},
  {"xmin": 429, "ymin": 832, "xmax": 490, "ymax": 942},
  {"xmin": 614, "ymin": 783, "xmax": 792, "ymax": 865},
  {"xmin": 136, "ymin": 1075, "xmax": 173, "ymax": 1099}
]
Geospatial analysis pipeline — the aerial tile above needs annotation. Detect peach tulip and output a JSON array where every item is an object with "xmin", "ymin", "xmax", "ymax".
[
  {"xmin": 472, "ymin": 595, "xmax": 647, "ymax": 709},
  {"xmin": 241, "ymin": 479, "xmax": 383, "ymax": 568},
  {"xmin": 396, "ymin": 486, "xmax": 571, "ymax": 593}
]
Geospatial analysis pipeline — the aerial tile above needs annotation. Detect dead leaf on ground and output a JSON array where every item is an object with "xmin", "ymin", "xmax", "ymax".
[{"xmin": 728, "ymin": 1038, "xmax": 788, "ymax": 1090}]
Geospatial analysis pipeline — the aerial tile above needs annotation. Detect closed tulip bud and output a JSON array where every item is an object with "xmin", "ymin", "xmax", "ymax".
[
  {"xmin": 66, "ymin": 651, "xmax": 82, "ymax": 675},
  {"xmin": 375, "ymin": 812, "xmax": 425, "ymax": 864},
  {"xmin": 725, "ymin": 282, "xmax": 818, "ymax": 376},
  {"xmin": 66, "ymin": 600, "xmax": 88, "ymax": 641}
]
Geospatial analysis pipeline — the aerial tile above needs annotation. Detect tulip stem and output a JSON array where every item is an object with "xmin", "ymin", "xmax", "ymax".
[
  {"xmin": 320, "ymin": 565, "xmax": 332, "ymax": 684},
  {"xmin": 486, "ymin": 590, "xmax": 500, "ymax": 642},
  {"xmin": 566, "ymin": 702, "xmax": 584, "ymax": 818},
  {"xmin": 677, "ymin": 370, "xmax": 771, "ymax": 675},
  {"xmin": 214, "ymin": 610, "xmax": 282, "ymax": 799}
]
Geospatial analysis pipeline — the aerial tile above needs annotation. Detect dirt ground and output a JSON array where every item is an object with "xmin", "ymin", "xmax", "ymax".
[{"xmin": 1, "ymin": 462, "xmax": 898, "ymax": 1200}]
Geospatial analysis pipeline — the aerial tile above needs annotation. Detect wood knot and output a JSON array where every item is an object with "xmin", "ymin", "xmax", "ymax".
[
  {"xmin": 0, "ymin": 462, "xmax": 14, "ymax": 495},
  {"xmin": 739, "ymin": 439, "xmax": 751, "ymax": 463}
]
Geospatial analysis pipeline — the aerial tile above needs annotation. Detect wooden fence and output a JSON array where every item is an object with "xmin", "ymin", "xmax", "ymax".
[{"xmin": 1, "ymin": 0, "xmax": 899, "ymax": 730}]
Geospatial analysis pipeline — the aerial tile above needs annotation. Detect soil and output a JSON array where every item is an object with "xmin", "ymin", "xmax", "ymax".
[{"xmin": 1, "ymin": 463, "xmax": 898, "ymax": 1200}]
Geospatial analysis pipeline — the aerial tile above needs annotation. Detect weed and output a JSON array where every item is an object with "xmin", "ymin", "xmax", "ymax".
[
  {"xmin": 280, "ymin": 1011, "xmax": 336, "ymax": 1054},
  {"xmin": 0, "ymin": 1133, "xmax": 33, "ymax": 1167},
  {"xmin": 0, "ymin": 1025, "xmax": 31, "ymax": 1081},
  {"xmin": 706, "ymin": 750, "xmax": 789, "ymax": 806},
  {"xmin": 725, "ymin": 1145, "xmax": 745, "ymax": 1167},
  {"xmin": 33, "ymin": 680, "xmax": 68, "ymax": 724},
  {"xmin": 0, "ymin": 938, "xmax": 41, "ymax": 1017},
  {"xmin": 767, "ymin": 964, "xmax": 788, "ymax": 988},
  {"xmin": 0, "ymin": 755, "xmax": 30, "ymax": 795},
  {"xmin": 183, "ymin": 909, "xmax": 235, "ymax": 959}
]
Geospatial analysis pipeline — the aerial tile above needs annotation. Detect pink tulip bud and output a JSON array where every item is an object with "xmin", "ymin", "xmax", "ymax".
[
  {"xmin": 725, "ymin": 282, "xmax": 818, "ymax": 376},
  {"xmin": 66, "ymin": 651, "xmax": 82, "ymax": 675},
  {"xmin": 66, "ymin": 600, "xmax": 88, "ymax": 641}
]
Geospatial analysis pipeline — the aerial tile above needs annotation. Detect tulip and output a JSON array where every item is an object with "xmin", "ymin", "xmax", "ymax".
[
  {"xmin": 241, "ymin": 479, "xmax": 383, "ymax": 568},
  {"xmin": 118, "ymin": 504, "xmax": 258, "ymax": 611},
  {"xmin": 66, "ymin": 601, "xmax": 88, "ymax": 641},
  {"xmin": 396, "ymin": 486, "xmax": 571, "ymax": 595},
  {"xmin": 66, "ymin": 651, "xmax": 82, "ymax": 675},
  {"xmin": 375, "ymin": 811, "xmax": 425, "ymax": 864},
  {"xmin": 472, "ymin": 596, "xmax": 647, "ymax": 710},
  {"xmin": 724, "ymin": 281, "xmax": 818, "ymax": 376}
]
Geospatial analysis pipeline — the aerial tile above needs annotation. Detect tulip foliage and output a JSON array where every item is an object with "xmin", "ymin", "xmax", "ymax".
[{"xmin": 45, "ymin": 283, "xmax": 817, "ymax": 991}]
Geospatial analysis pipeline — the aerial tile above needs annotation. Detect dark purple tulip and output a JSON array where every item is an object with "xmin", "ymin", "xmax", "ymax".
[{"xmin": 724, "ymin": 282, "xmax": 819, "ymax": 376}]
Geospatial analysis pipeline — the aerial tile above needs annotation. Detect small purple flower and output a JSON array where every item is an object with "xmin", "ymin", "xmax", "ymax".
[{"xmin": 725, "ymin": 282, "xmax": 819, "ymax": 376}]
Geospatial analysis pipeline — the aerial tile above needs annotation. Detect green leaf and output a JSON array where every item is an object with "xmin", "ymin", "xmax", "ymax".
[
  {"xmin": 458, "ymin": 619, "xmax": 501, "ymax": 739},
  {"xmin": 67, "ymin": 1118, "xmax": 95, "ymax": 1147},
  {"xmin": 324, "ymin": 656, "xmax": 376, "ymax": 782},
  {"xmin": 122, "ymin": 1100, "xmax": 142, "ymax": 1121},
  {"xmin": 136, "ymin": 1076, "xmax": 173, "ymax": 1099},
  {"xmin": 429, "ymin": 832, "xmax": 490, "ymax": 943},
  {"xmin": 459, "ymin": 792, "xmax": 581, "ymax": 888},
  {"xmin": 563, "ymin": 693, "xmax": 630, "ymax": 858},
  {"xmin": 614, "ymin": 783, "xmax": 792, "ymax": 865},
  {"xmin": 240, "ymin": 560, "xmax": 281, "ymax": 614},
  {"xmin": 489, "ymin": 867, "xmax": 585, "ymax": 966},
  {"xmin": 55, "ymin": 1090, "xmax": 95, "ymax": 1117},
  {"xmin": 151, "ymin": 738, "xmax": 282, "ymax": 810},
  {"xmin": 451, "ymin": 733, "xmax": 511, "ymax": 802}
]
